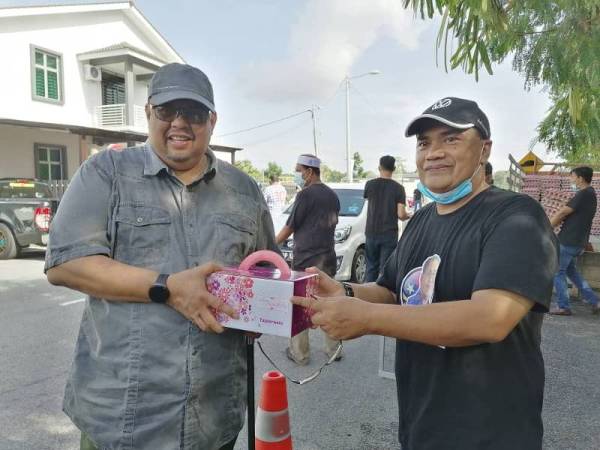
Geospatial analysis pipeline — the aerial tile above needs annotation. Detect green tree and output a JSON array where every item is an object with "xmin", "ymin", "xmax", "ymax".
[
  {"xmin": 402, "ymin": 0, "xmax": 600, "ymax": 161},
  {"xmin": 353, "ymin": 152, "xmax": 366, "ymax": 179},
  {"xmin": 234, "ymin": 160, "xmax": 262, "ymax": 181},
  {"xmin": 321, "ymin": 164, "xmax": 346, "ymax": 183},
  {"xmin": 264, "ymin": 161, "xmax": 283, "ymax": 180}
]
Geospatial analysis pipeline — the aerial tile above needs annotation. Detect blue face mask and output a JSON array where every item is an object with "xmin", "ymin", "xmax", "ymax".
[
  {"xmin": 418, "ymin": 154, "xmax": 484, "ymax": 205},
  {"xmin": 294, "ymin": 172, "xmax": 305, "ymax": 188}
]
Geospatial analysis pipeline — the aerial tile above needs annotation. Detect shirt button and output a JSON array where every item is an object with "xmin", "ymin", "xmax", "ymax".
[{"xmin": 136, "ymin": 217, "xmax": 143, "ymax": 223}]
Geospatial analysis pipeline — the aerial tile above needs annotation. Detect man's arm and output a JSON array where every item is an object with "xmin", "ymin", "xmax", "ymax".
[
  {"xmin": 550, "ymin": 205, "xmax": 574, "ymax": 228},
  {"xmin": 293, "ymin": 288, "xmax": 534, "ymax": 346},
  {"xmin": 276, "ymin": 225, "xmax": 293, "ymax": 245},
  {"xmin": 48, "ymin": 255, "xmax": 238, "ymax": 333},
  {"xmin": 366, "ymin": 289, "xmax": 533, "ymax": 346},
  {"xmin": 397, "ymin": 203, "xmax": 411, "ymax": 221}
]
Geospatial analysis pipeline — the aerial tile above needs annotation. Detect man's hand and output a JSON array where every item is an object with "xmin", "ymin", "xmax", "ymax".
[
  {"xmin": 167, "ymin": 262, "xmax": 239, "ymax": 333},
  {"xmin": 304, "ymin": 267, "xmax": 345, "ymax": 297},
  {"xmin": 292, "ymin": 295, "xmax": 372, "ymax": 340}
]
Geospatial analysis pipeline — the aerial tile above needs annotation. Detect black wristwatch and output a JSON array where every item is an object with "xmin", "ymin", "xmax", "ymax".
[
  {"xmin": 149, "ymin": 274, "xmax": 170, "ymax": 303},
  {"xmin": 341, "ymin": 282, "xmax": 354, "ymax": 297}
]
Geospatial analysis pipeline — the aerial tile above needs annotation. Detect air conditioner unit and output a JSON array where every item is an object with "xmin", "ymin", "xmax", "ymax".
[{"xmin": 84, "ymin": 64, "xmax": 102, "ymax": 82}]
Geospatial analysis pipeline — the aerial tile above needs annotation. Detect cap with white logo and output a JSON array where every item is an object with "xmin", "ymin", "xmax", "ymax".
[{"xmin": 405, "ymin": 97, "xmax": 490, "ymax": 139}]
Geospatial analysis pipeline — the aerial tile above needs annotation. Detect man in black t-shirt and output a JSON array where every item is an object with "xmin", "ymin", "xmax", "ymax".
[
  {"xmin": 293, "ymin": 97, "xmax": 558, "ymax": 450},
  {"xmin": 276, "ymin": 154, "xmax": 341, "ymax": 365},
  {"xmin": 549, "ymin": 166, "xmax": 599, "ymax": 315},
  {"xmin": 363, "ymin": 155, "xmax": 410, "ymax": 282}
]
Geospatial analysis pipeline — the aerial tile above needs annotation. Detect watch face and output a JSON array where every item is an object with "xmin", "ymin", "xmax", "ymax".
[{"xmin": 149, "ymin": 284, "xmax": 169, "ymax": 303}]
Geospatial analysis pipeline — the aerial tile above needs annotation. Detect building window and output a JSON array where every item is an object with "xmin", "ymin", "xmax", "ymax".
[
  {"xmin": 34, "ymin": 144, "xmax": 67, "ymax": 181},
  {"xmin": 31, "ymin": 46, "xmax": 63, "ymax": 103}
]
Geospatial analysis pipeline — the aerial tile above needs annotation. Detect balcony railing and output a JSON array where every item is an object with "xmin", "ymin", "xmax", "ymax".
[{"xmin": 96, "ymin": 104, "xmax": 147, "ymax": 133}]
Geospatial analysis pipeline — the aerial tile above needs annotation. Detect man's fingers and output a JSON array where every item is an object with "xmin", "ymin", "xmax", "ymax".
[
  {"xmin": 200, "ymin": 308, "xmax": 225, "ymax": 334},
  {"xmin": 291, "ymin": 295, "xmax": 323, "ymax": 311},
  {"xmin": 194, "ymin": 315, "xmax": 208, "ymax": 332},
  {"xmin": 311, "ymin": 311, "xmax": 325, "ymax": 326},
  {"xmin": 198, "ymin": 262, "xmax": 224, "ymax": 276},
  {"xmin": 206, "ymin": 293, "xmax": 239, "ymax": 319},
  {"xmin": 305, "ymin": 267, "xmax": 322, "ymax": 275}
]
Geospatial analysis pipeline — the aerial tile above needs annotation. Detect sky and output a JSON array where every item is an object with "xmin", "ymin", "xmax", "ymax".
[{"xmin": 6, "ymin": 0, "xmax": 557, "ymax": 174}]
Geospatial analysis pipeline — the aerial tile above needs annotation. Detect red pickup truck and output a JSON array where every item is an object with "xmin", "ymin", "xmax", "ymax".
[{"xmin": 0, "ymin": 179, "xmax": 58, "ymax": 259}]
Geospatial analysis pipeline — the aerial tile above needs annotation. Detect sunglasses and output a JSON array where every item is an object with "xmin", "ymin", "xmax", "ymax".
[
  {"xmin": 256, "ymin": 339, "xmax": 343, "ymax": 385},
  {"xmin": 152, "ymin": 104, "xmax": 210, "ymax": 124}
]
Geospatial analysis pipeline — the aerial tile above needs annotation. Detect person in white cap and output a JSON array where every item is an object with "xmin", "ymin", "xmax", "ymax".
[
  {"xmin": 276, "ymin": 154, "xmax": 341, "ymax": 365},
  {"xmin": 293, "ymin": 97, "xmax": 558, "ymax": 450}
]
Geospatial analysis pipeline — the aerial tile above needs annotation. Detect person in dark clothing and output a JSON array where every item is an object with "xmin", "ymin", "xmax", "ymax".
[
  {"xmin": 485, "ymin": 161, "xmax": 494, "ymax": 185},
  {"xmin": 293, "ymin": 97, "xmax": 558, "ymax": 450},
  {"xmin": 549, "ymin": 166, "xmax": 599, "ymax": 315},
  {"xmin": 363, "ymin": 155, "xmax": 410, "ymax": 282},
  {"xmin": 276, "ymin": 154, "xmax": 341, "ymax": 364},
  {"xmin": 413, "ymin": 188, "xmax": 422, "ymax": 211}
]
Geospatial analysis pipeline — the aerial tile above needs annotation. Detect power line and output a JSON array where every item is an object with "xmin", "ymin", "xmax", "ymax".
[
  {"xmin": 216, "ymin": 109, "xmax": 312, "ymax": 138},
  {"xmin": 236, "ymin": 115, "xmax": 312, "ymax": 148}
]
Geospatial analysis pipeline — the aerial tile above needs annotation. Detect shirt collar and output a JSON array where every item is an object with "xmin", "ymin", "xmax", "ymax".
[{"xmin": 143, "ymin": 144, "xmax": 219, "ymax": 183}]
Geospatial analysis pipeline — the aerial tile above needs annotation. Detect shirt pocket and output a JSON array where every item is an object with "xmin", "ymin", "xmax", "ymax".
[
  {"xmin": 214, "ymin": 213, "xmax": 257, "ymax": 266},
  {"xmin": 113, "ymin": 205, "xmax": 171, "ymax": 267}
]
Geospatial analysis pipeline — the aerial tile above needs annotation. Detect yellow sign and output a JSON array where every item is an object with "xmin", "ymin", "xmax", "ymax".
[
  {"xmin": 518, "ymin": 151, "xmax": 544, "ymax": 174},
  {"xmin": 9, "ymin": 182, "xmax": 35, "ymax": 188}
]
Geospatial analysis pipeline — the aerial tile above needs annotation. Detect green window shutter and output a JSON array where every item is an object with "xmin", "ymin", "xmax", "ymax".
[
  {"xmin": 35, "ymin": 51, "xmax": 44, "ymax": 65},
  {"xmin": 35, "ymin": 68, "xmax": 45, "ymax": 97},
  {"xmin": 47, "ymin": 71, "xmax": 58, "ymax": 100},
  {"xmin": 46, "ymin": 55, "xmax": 57, "ymax": 69}
]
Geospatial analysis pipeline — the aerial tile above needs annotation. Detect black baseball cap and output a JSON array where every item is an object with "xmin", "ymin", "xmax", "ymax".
[
  {"xmin": 405, "ymin": 97, "xmax": 490, "ymax": 139},
  {"xmin": 148, "ymin": 63, "xmax": 215, "ymax": 112}
]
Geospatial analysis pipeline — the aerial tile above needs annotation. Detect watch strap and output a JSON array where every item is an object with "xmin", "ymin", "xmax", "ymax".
[
  {"xmin": 341, "ymin": 282, "xmax": 354, "ymax": 297},
  {"xmin": 155, "ymin": 273, "xmax": 169, "ymax": 286}
]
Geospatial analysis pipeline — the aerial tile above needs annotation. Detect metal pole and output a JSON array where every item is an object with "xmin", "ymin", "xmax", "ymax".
[
  {"xmin": 246, "ymin": 336, "xmax": 255, "ymax": 450},
  {"xmin": 345, "ymin": 77, "xmax": 352, "ymax": 182},
  {"xmin": 310, "ymin": 106, "xmax": 318, "ymax": 157}
]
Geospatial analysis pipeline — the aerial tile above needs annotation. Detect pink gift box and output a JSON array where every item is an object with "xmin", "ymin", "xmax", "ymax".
[{"xmin": 207, "ymin": 251, "xmax": 317, "ymax": 337}]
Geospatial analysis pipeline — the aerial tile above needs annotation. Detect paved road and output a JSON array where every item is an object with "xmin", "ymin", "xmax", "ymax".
[{"xmin": 1, "ymin": 251, "xmax": 598, "ymax": 449}]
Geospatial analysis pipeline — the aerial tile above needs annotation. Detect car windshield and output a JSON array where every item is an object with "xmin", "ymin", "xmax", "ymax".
[
  {"xmin": 282, "ymin": 188, "xmax": 365, "ymax": 217},
  {"xmin": 0, "ymin": 180, "xmax": 53, "ymax": 199},
  {"xmin": 336, "ymin": 189, "xmax": 365, "ymax": 216}
]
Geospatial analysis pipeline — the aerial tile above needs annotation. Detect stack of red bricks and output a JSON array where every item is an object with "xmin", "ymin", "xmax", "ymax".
[{"xmin": 522, "ymin": 174, "xmax": 600, "ymax": 236}]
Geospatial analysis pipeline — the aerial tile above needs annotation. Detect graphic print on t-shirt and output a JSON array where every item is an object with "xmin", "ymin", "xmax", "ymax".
[{"xmin": 400, "ymin": 254, "xmax": 441, "ymax": 305}]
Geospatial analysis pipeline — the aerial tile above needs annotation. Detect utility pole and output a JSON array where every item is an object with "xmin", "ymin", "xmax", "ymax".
[
  {"xmin": 345, "ymin": 77, "xmax": 352, "ymax": 182},
  {"xmin": 310, "ymin": 105, "xmax": 319, "ymax": 157},
  {"xmin": 344, "ymin": 70, "xmax": 380, "ymax": 183}
]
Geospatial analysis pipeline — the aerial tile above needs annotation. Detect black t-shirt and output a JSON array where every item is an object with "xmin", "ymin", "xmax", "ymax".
[
  {"xmin": 286, "ymin": 183, "xmax": 340, "ymax": 275},
  {"xmin": 363, "ymin": 178, "xmax": 406, "ymax": 237},
  {"xmin": 558, "ymin": 186, "xmax": 597, "ymax": 248},
  {"xmin": 377, "ymin": 187, "xmax": 558, "ymax": 450}
]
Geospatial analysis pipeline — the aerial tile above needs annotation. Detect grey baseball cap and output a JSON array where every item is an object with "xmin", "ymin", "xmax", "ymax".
[{"xmin": 148, "ymin": 63, "xmax": 215, "ymax": 112}]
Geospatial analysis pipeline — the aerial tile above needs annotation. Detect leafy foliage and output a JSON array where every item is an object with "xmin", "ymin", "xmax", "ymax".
[
  {"xmin": 264, "ymin": 161, "xmax": 283, "ymax": 180},
  {"xmin": 403, "ymin": 0, "xmax": 600, "ymax": 161},
  {"xmin": 234, "ymin": 160, "xmax": 262, "ymax": 180}
]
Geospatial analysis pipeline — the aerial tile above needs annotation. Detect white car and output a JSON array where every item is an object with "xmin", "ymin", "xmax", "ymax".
[{"xmin": 271, "ymin": 183, "xmax": 369, "ymax": 283}]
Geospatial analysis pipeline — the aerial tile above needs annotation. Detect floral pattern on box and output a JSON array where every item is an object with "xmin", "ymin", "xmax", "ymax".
[{"xmin": 208, "ymin": 273, "xmax": 255, "ymax": 324}]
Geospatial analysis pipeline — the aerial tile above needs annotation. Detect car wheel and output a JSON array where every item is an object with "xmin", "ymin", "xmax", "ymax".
[
  {"xmin": 351, "ymin": 246, "xmax": 367, "ymax": 284},
  {"xmin": 0, "ymin": 223, "xmax": 18, "ymax": 260}
]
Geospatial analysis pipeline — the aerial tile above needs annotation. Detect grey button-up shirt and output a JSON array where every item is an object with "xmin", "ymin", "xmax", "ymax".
[{"xmin": 45, "ymin": 145, "xmax": 278, "ymax": 450}]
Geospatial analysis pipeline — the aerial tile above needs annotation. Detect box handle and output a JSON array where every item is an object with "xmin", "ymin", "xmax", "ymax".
[{"xmin": 239, "ymin": 250, "xmax": 292, "ymax": 279}]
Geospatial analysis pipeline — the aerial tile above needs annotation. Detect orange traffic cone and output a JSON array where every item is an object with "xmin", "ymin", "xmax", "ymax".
[{"xmin": 255, "ymin": 371, "xmax": 293, "ymax": 450}]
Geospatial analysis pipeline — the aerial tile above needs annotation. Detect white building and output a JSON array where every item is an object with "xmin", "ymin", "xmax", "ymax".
[{"xmin": 0, "ymin": 1, "xmax": 241, "ymax": 194}]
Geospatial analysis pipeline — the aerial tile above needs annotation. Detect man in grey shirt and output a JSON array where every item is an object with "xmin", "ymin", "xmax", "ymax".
[{"xmin": 45, "ymin": 63, "xmax": 278, "ymax": 450}]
